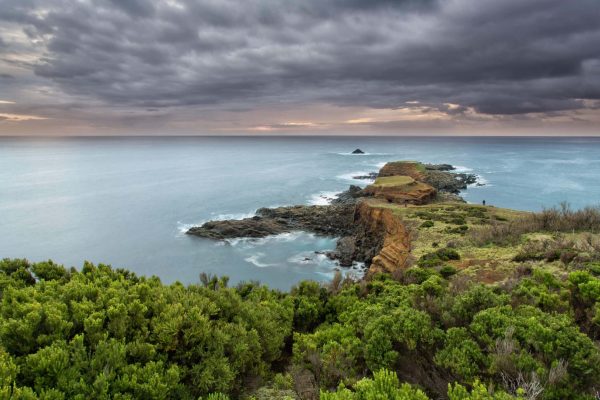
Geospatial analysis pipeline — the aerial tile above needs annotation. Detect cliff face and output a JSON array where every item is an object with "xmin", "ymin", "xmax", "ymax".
[
  {"xmin": 361, "ymin": 179, "xmax": 436, "ymax": 205},
  {"xmin": 354, "ymin": 201, "xmax": 413, "ymax": 275}
]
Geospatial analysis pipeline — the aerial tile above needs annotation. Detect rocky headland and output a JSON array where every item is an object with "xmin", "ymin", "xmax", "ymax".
[{"xmin": 187, "ymin": 160, "xmax": 480, "ymax": 274}]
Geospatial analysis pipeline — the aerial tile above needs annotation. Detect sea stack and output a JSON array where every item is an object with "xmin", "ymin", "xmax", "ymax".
[{"xmin": 352, "ymin": 148, "xmax": 365, "ymax": 154}]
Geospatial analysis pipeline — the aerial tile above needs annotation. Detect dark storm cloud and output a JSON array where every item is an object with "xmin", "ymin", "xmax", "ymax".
[{"xmin": 1, "ymin": 0, "xmax": 599, "ymax": 116}]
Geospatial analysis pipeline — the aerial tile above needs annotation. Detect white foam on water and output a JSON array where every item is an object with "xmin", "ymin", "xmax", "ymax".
[
  {"xmin": 308, "ymin": 190, "xmax": 342, "ymax": 205},
  {"xmin": 468, "ymin": 174, "xmax": 492, "ymax": 187},
  {"xmin": 288, "ymin": 251, "xmax": 333, "ymax": 266},
  {"xmin": 453, "ymin": 165, "xmax": 473, "ymax": 173},
  {"xmin": 225, "ymin": 231, "xmax": 313, "ymax": 247},
  {"xmin": 211, "ymin": 211, "xmax": 256, "ymax": 221},
  {"xmin": 244, "ymin": 252, "xmax": 277, "ymax": 268},
  {"xmin": 469, "ymin": 174, "xmax": 491, "ymax": 186},
  {"xmin": 337, "ymin": 171, "xmax": 376, "ymax": 185},
  {"xmin": 351, "ymin": 261, "xmax": 367, "ymax": 270},
  {"xmin": 333, "ymin": 152, "xmax": 391, "ymax": 156},
  {"xmin": 176, "ymin": 211, "xmax": 256, "ymax": 236},
  {"xmin": 367, "ymin": 161, "xmax": 387, "ymax": 169},
  {"xmin": 176, "ymin": 221, "xmax": 198, "ymax": 235},
  {"xmin": 476, "ymin": 175, "xmax": 489, "ymax": 185},
  {"xmin": 269, "ymin": 231, "xmax": 315, "ymax": 242}
]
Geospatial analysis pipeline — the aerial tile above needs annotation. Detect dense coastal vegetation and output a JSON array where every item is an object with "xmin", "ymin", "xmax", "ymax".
[
  {"xmin": 3, "ymin": 205, "xmax": 600, "ymax": 399},
  {"xmin": 3, "ymin": 162, "xmax": 600, "ymax": 399}
]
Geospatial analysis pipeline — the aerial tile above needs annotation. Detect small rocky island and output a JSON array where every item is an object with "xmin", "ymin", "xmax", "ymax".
[{"xmin": 187, "ymin": 161, "xmax": 480, "ymax": 273}]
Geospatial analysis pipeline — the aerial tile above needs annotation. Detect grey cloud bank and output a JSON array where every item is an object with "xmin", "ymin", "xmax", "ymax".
[{"xmin": 0, "ymin": 0, "xmax": 599, "ymax": 135}]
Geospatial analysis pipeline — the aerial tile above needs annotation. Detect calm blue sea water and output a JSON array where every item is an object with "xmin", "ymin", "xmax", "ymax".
[{"xmin": 1, "ymin": 136, "xmax": 599, "ymax": 289}]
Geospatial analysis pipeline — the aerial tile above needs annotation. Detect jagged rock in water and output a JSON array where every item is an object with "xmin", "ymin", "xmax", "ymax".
[
  {"xmin": 328, "ymin": 236, "xmax": 357, "ymax": 266},
  {"xmin": 352, "ymin": 172, "xmax": 378, "ymax": 180},
  {"xmin": 425, "ymin": 170, "xmax": 477, "ymax": 193},
  {"xmin": 331, "ymin": 185, "xmax": 364, "ymax": 205},
  {"xmin": 424, "ymin": 163, "xmax": 455, "ymax": 171},
  {"xmin": 351, "ymin": 148, "xmax": 365, "ymax": 154}
]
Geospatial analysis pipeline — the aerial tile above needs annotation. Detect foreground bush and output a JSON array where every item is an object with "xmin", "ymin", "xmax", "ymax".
[
  {"xmin": 1, "ymin": 258, "xmax": 600, "ymax": 399},
  {"xmin": 0, "ymin": 258, "xmax": 293, "ymax": 399}
]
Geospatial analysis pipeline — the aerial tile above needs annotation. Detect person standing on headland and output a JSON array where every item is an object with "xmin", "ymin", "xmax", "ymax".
[{"xmin": 482, "ymin": 200, "xmax": 486, "ymax": 206}]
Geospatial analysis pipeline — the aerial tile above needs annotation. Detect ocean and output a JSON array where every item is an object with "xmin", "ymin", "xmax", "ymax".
[{"xmin": 1, "ymin": 136, "xmax": 599, "ymax": 289}]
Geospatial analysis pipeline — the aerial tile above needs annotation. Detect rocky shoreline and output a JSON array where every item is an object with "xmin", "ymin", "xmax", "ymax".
[
  {"xmin": 187, "ymin": 204, "xmax": 355, "ymax": 240},
  {"xmin": 187, "ymin": 160, "xmax": 481, "ymax": 273}
]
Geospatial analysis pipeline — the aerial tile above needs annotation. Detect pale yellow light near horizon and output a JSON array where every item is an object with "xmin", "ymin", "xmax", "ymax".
[
  {"xmin": 345, "ymin": 106, "xmax": 452, "ymax": 125},
  {"xmin": 249, "ymin": 121, "xmax": 320, "ymax": 131},
  {"xmin": 347, "ymin": 118, "xmax": 374, "ymax": 124},
  {"xmin": 281, "ymin": 122, "xmax": 317, "ymax": 127},
  {"xmin": 0, "ymin": 113, "xmax": 48, "ymax": 121}
]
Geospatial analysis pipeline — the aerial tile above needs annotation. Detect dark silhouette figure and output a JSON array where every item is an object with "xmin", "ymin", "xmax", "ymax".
[{"xmin": 482, "ymin": 200, "xmax": 486, "ymax": 206}]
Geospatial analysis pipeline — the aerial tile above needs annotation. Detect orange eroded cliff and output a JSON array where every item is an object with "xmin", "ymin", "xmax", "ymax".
[
  {"xmin": 362, "ymin": 177, "xmax": 436, "ymax": 205},
  {"xmin": 354, "ymin": 200, "xmax": 413, "ymax": 275}
]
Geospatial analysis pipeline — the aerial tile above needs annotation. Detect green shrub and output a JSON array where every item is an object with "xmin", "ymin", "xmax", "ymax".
[
  {"xmin": 321, "ymin": 369, "xmax": 429, "ymax": 400},
  {"xmin": 445, "ymin": 225, "xmax": 469, "ymax": 234},
  {"xmin": 418, "ymin": 248, "xmax": 460, "ymax": 269},
  {"xmin": 436, "ymin": 248, "xmax": 461, "ymax": 261},
  {"xmin": 448, "ymin": 217, "xmax": 467, "ymax": 225},
  {"xmin": 405, "ymin": 267, "xmax": 436, "ymax": 283},
  {"xmin": 439, "ymin": 265, "xmax": 457, "ymax": 279},
  {"xmin": 421, "ymin": 220, "xmax": 435, "ymax": 228},
  {"xmin": 585, "ymin": 262, "xmax": 600, "ymax": 276}
]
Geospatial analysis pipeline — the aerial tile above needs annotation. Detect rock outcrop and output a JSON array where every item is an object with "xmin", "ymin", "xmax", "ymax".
[
  {"xmin": 362, "ymin": 175, "xmax": 437, "ymax": 205},
  {"xmin": 187, "ymin": 204, "xmax": 355, "ymax": 239},
  {"xmin": 424, "ymin": 163, "xmax": 455, "ymax": 171},
  {"xmin": 425, "ymin": 170, "xmax": 477, "ymax": 193},
  {"xmin": 352, "ymin": 172, "xmax": 378, "ymax": 180},
  {"xmin": 331, "ymin": 185, "xmax": 363, "ymax": 205},
  {"xmin": 351, "ymin": 148, "xmax": 365, "ymax": 154},
  {"xmin": 187, "ymin": 159, "xmax": 477, "ymax": 277},
  {"xmin": 375, "ymin": 161, "xmax": 478, "ymax": 195},
  {"xmin": 327, "ymin": 236, "xmax": 357, "ymax": 267}
]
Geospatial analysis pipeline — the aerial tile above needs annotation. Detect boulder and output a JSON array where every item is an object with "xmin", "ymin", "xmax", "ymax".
[
  {"xmin": 425, "ymin": 171, "xmax": 477, "ymax": 193},
  {"xmin": 331, "ymin": 185, "xmax": 364, "ymax": 205},
  {"xmin": 330, "ymin": 236, "xmax": 357, "ymax": 266},
  {"xmin": 352, "ymin": 172, "xmax": 378, "ymax": 180},
  {"xmin": 424, "ymin": 163, "xmax": 455, "ymax": 171}
]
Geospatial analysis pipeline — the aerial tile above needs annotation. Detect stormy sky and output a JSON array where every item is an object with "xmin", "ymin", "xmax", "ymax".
[{"xmin": 0, "ymin": 0, "xmax": 599, "ymax": 135}]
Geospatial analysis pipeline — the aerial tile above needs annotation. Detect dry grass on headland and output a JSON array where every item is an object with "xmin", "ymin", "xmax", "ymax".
[{"xmin": 470, "ymin": 202, "xmax": 600, "ymax": 246}]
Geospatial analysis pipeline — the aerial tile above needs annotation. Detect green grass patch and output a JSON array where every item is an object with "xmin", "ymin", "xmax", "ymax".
[{"xmin": 373, "ymin": 175, "xmax": 415, "ymax": 187}]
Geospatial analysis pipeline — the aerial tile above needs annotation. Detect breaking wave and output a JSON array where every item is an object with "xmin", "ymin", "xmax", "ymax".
[{"xmin": 308, "ymin": 191, "xmax": 342, "ymax": 205}]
